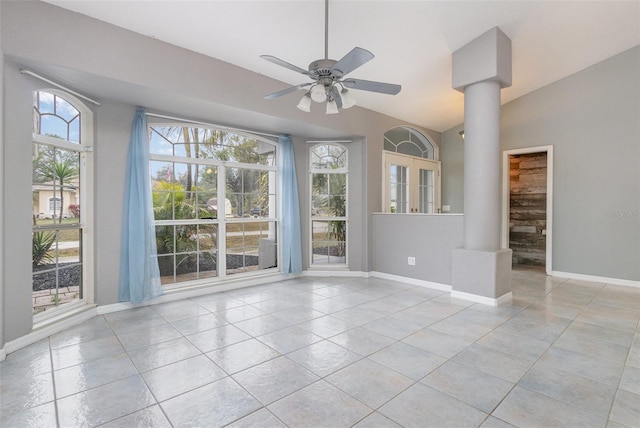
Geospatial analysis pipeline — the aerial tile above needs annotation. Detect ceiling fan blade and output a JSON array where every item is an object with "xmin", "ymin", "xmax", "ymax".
[
  {"xmin": 260, "ymin": 55, "xmax": 310, "ymax": 75},
  {"xmin": 330, "ymin": 86, "xmax": 342, "ymax": 108},
  {"xmin": 342, "ymin": 78, "xmax": 401, "ymax": 95},
  {"xmin": 331, "ymin": 47, "xmax": 374, "ymax": 77},
  {"xmin": 264, "ymin": 83, "xmax": 312, "ymax": 100}
]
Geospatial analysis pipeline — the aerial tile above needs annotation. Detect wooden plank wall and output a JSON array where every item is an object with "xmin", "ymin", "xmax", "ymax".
[{"xmin": 509, "ymin": 152, "xmax": 547, "ymax": 266}]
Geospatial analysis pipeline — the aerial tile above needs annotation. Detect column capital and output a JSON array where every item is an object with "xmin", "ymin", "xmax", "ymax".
[{"xmin": 452, "ymin": 27, "xmax": 512, "ymax": 93}]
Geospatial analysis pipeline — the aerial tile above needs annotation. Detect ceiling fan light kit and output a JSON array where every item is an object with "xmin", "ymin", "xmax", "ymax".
[
  {"xmin": 262, "ymin": 0, "xmax": 401, "ymax": 114},
  {"xmin": 340, "ymin": 87, "xmax": 356, "ymax": 108},
  {"xmin": 325, "ymin": 98, "xmax": 339, "ymax": 114},
  {"xmin": 310, "ymin": 84, "xmax": 327, "ymax": 103},
  {"xmin": 297, "ymin": 93, "xmax": 312, "ymax": 112}
]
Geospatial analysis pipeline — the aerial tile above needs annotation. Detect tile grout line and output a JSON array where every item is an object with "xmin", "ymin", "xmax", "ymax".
[
  {"xmin": 48, "ymin": 336, "xmax": 61, "ymax": 428},
  {"xmin": 11, "ymin": 273, "xmax": 638, "ymax": 427},
  {"xmin": 599, "ymin": 283, "xmax": 640, "ymax": 426},
  {"xmin": 502, "ymin": 283, "xmax": 623, "ymax": 425},
  {"xmin": 97, "ymin": 314, "xmax": 171, "ymax": 427}
]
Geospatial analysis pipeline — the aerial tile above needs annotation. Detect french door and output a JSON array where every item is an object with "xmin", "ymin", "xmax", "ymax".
[{"xmin": 384, "ymin": 152, "xmax": 441, "ymax": 214}]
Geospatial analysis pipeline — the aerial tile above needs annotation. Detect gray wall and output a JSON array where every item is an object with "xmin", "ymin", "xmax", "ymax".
[
  {"xmin": 372, "ymin": 214, "xmax": 464, "ymax": 285},
  {"xmin": 1, "ymin": 1, "xmax": 439, "ymax": 342},
  {"xmin": 441, "ymin": 46, "xmax": 640, "ymax": 281},
  {"xmin": 441, "ymin": 124, "xmax": 465, "ymax": 213},
  {"xmin": 3, "ymin": 62, "xmax": 37, "ymax": 343},
  {"xmin": 94, "ymin": 102, "xmax": 136, "ymax": 305}
]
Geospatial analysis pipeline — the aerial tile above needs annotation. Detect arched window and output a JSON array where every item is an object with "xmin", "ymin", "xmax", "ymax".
[
  {"xmin": 148, "ymin": 125, "xmax": 278, "ymax": 285},
  {"xmin": 383, "ymin": 127, "xmax": 441, "ymax": 213},
  {"xmin": 309, "ymin": 143, "xmax": 348, "ymax": 266},
  {"xmin": 384, "ymin": 126, "xmax": 436, "ymax": 160},
  {"xmin": 32, "ymin": 90, "xmax": 93, "ymax": 316}
]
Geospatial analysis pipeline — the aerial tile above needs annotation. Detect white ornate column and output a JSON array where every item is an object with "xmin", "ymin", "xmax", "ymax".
[{"xmin": 451, "ymin": 27, "xmax": 513, "ymax": 305}]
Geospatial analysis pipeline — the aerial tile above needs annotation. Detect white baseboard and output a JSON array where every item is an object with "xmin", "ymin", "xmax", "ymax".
[
  {"xmin": 370, "ymin": 271, "xmax": 452, "ymax": 292},
  {"xmin": 450, "ymin": 290, "xmax": 513, "ymax": 307},
  {"xmin": 303, "ymin": 270, "xmax": 370, "ymax": 278},
  {"xmin": 3, "ymin": 306, "xmax": 97, "ymax": 357},
  {"xmin": 551, "ymin": 271, "xmax": 640, "ymax": 288},
  {"xmin": 0, "ymin": 348, "xmax": 6, "ymax": 362},
  {"xmin": 96, "ymin": 301, "xmax": 139, "ymax": 315},
  {"xmin": 98, "ymin": 272, "xmax": 293, "ymax": 315}
]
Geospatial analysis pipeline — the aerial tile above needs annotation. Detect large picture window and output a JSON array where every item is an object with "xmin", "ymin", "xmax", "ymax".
[
  {"xmin": 309, "ymin": 144, "xmax": 348, "ymax": 266},
  {"xmin": 32, "ymin": 90, "xmax": 93, "ymax": 316},
  {"xmin": 149, "ymin": 125, "xmax": 278, "ymax": 286}
]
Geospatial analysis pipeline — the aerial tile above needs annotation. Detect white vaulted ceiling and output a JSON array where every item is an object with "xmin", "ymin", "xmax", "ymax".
[{"xmin": 42, "ymin": 0, "xmax": 640, "ymax": 132}]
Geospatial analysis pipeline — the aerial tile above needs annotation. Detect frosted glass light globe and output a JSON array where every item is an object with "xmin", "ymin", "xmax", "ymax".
[
  {"xmin": 297, "ymin": 93, "xmax": 312, "ymax": 112},
  {"xmin": 326, "ymin": 99, "xmax": 339, "ymax": 114},
  {"xmin": 310, "ymin": 84, "xmax": 327, "ymax": 103}
]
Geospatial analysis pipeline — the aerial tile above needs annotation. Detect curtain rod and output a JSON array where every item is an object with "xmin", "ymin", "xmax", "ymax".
[
  {"xmin": 20, "ymin": 69, "xmax": 101, "ymax": 106},
  {"xmin": 306, "ymin": 139, "xmax": 352, "ymax": 144},
  {"xmin": 145, "ymin": 112, "xmax": 279, "ymax": 139}
]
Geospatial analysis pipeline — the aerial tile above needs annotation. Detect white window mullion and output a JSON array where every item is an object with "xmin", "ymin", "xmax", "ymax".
[
  {"xmin": 217, "ymin": 165, "xmax": 227, "ymax": 278},
  {"xmin": 80, "ymin": 138, "xmax": 94, "ymax": 306},
  {"xmin": 33, "ymin": 134, "xmax": 89, "ymax": 152}
]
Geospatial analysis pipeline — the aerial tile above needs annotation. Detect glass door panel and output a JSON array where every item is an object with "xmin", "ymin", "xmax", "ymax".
[
  {"xmin": 390, "ymin": 164, "xmax": 409, "ymax": 213},
  {"xmin": 419, "ymin": 169, "xmax": 434, "ymax": 213},
  {"xmin": 385, "ymin": 152, "xmax": 412, "ymax": 214}
]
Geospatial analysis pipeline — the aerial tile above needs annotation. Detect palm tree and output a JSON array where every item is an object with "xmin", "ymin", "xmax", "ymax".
[{"xmin": 40, "ymin": 160, "xmax": 78, "ymax": 223}]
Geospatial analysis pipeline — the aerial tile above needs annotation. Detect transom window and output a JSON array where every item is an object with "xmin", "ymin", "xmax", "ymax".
[
  {"xmin": 309, "ymin": 144, "xmax": 348, "ymax": 266},
  {"xmin": 33, "ymin": 91, "xmax": 81, "ymax": 143},
  {"xmin": 384, "ymin": 126, "xmax": 435, "ymax": 159},
  {"xmin": 32, "ymin": 90, "xmax": 92, "ymax": 316},
  {"xmin": 149, "ymin": 125, "xmax": 278, "ymax": 285}
]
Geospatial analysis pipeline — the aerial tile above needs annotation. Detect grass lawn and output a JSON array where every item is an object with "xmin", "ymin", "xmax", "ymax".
[
  {"xmin": 226, "ymin": 221, "xmax": 270, "ymax": 233},
  {"xmin": 227, "ymin": 221, "xmax": 271, "ymax": 249},
  {"xmin": 34, "ymin": 218, "xmax": 81, "ymax": 242},
  {"xmin": 34, "ymin": 219, "xmax": 274, "ymax": 250}
]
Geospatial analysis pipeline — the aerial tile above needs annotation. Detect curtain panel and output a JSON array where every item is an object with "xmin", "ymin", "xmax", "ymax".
[
  {"xmin": 118, "ymin": 108, "xmax": 163, "ymax": 303},
  {"xmin": 279, "ymin": 134, "xmax": 303, "ymax": 274}
]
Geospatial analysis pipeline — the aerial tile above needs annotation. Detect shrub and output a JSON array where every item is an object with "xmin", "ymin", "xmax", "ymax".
[
  {"xmin": 68, "ymin": 204, "xmax": 80, "ymax": 218},
  {"xmin": 33, "ymin": 231, "xmax": 55, "ymax": 267}
]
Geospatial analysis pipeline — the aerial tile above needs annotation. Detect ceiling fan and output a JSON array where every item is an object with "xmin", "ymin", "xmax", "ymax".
[{"xmin": 261, "ymin": 0, "xmax": 401, "ymax": 114}]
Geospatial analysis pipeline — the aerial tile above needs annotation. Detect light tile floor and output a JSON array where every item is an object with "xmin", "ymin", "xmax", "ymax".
[{"xmin": 2, "ymin": 267, "xmax": 639, "ymax": 427}]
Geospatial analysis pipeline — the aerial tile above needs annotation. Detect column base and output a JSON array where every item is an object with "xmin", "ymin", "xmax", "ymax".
[{"xmin": 452, "ymin": 248, "xmax": 512, "ymax": 305}]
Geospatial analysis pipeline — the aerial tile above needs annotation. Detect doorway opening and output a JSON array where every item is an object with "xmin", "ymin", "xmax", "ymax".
[{"xmin": 502, "ymin": 146, "xmax": 553, "ymax": 274}]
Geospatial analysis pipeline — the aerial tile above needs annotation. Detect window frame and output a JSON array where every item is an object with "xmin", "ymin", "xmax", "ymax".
[
  {"xmin": 382, "ymin": 126, "xmax": 441, "ymax": 214},
  {"xmin": 32, "ymin": 89, "xmax": 94, "ymax": 321},
  {"xmin": 383, "ymin": 151, "xmax": 441, "ymax": 214},
  {"xmin": 383, "ymin": 126, "xmax": 438, "ymax": 160},
  {"xmin": 148, "ymin": 122, "xmax": 279, "ymax": 288},
  {"xmin": 308, "ymin": 143, "xmax": 349, "ymax": 268},
  {"xmin": 48, "ymin": 197, "xmax": 61, "ymax": 214}
]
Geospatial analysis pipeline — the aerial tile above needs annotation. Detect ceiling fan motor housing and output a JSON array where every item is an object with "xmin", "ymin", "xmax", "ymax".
[{"xmin": 309, "ymin": 59, "xmax": 343, "ymax": 79}]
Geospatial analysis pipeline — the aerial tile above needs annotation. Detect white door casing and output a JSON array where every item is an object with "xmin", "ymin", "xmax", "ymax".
[
  {"xmin": 502, "ymin": 145, "xmax": 553, "ymax": 274},
  {"xmin": 383, "ymin": 152, "xmax": 441, "ymax": 214}
]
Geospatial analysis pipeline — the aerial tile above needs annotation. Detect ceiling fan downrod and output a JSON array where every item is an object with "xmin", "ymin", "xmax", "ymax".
[{"xmin": 324, "ymin": 0, "xmax": 329, "ymax": 60}]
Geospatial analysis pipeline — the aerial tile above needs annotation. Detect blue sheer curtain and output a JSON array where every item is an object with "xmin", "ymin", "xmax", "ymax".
[
  {"xmin": 118, "ymin": 108, "xmax": 163, "ymax": 303},
  {"xmin": 279, "ymin": 134, "xmax": 303, "ymax": 274}
]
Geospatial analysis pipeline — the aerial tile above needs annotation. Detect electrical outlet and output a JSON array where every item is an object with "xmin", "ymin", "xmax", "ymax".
[{"xmin": 408, "ymin": 257, "xmax": 416, "ymax": 266}]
